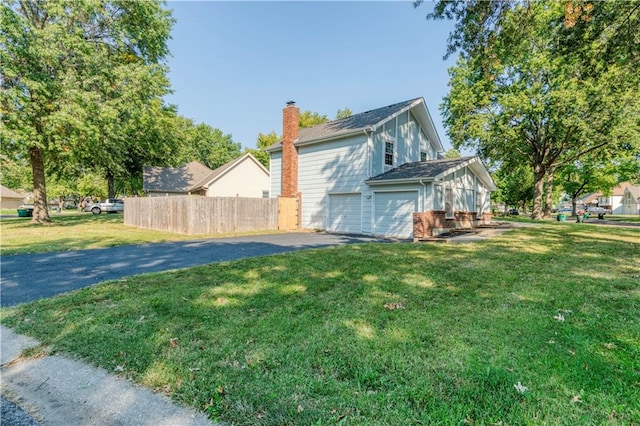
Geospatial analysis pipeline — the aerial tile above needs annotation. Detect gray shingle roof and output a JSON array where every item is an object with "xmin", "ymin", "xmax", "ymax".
[
  {"xmin": 143, "ymin": 154, "xmax": 267, "ymax": 194},
  {"xmin": 143, "ymin": 161, "xmax": 213, "ymax": 193},
  {"xmin": 367, "ymin": 157, "xmax": 476, "ymax": 182},
  {"xmin": 1, "ymin": 184, "xmax": 24, "ymax": 199},
  {"xmin": 266, "ymin": 97, "xmax": 422, "ymax": 151}
]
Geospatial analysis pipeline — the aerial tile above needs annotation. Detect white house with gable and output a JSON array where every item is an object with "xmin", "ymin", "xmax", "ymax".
[{"xmin": 267, "ymin": 98, "xmax": 496, "ymax": 239}]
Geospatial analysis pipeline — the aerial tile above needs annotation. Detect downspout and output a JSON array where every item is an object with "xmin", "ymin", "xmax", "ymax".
[
  {"xmin": 364, "ymin": 127, "xmax": 373, "ymax": 178},
  {"xmin": 365, "ymin": 127, "xmax": 374, "ymax": 235}
]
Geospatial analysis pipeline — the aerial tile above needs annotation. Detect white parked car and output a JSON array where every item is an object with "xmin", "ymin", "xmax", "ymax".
[
  {"xmin": 84, "ymin": 198, "xmax": 124, "ymax": 215},
  {"xmin": 587, "ymin": 206, "xmax": 611, "ymax": 214}
]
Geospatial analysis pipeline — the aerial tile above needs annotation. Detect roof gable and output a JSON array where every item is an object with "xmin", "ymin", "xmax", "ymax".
[
  {"xmin": 192, "ymin": 153, "xmax": 269, "ymax": 190},
  {"xmin": 297, "ymin": 98, "xmax": 421, "ymax": 143},
  {"xmin": 611, "ymin": 181, "xmax": 634, "ymax": 196},
  {"xmin": 266, "ymin": 97, "xmax": 444, "ymax": 152},
  {"xmin": 624, "ymin": 185, "xmax": 640, "ymax": 199}
]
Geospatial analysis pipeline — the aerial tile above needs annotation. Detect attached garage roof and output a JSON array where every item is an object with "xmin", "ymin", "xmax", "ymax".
[{"xmin": 366, "ymin": 156, "xmax": 497, "ymax": 191}]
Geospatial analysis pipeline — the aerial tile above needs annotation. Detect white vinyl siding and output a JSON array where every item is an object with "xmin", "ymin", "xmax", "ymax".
[
  {"xmin": 622, "ymin": 191, "xmax": 639, "ymax": 215},
  {"xmin": 298, "ymin": 135, "xmax": 369, "ymax": 230},
  {"xmin": 206, "ymin": 156, "xmax": 270, "ymax": 198},
  {"xmin": 373, "ymin": 191, "xmax": 418, "ymax": 239},
  {"xmin": 372, "ymin": 111, "xmax": 440, "ymax": 177},
  {"xmin": 269, "ymin": 151, "xmax": 282, "ymax": 198},
  {"xmin": 434, "ymin": 166, "xmax": 492, "ymax": 215},
  {"xmin": 328, "ymin": 193, "xmax": 362, "ymax": 234}
]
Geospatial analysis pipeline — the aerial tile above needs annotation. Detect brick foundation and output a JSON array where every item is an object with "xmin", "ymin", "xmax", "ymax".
[{"xmin": 413, "ymin": 210, "xmax": 491, "ymax": 239}]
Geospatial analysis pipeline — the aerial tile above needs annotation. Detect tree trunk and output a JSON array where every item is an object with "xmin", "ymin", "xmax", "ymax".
[
  {"xmin": 543, "ymin": 169, "xmax": 554, "ymax": 219},
  {"xmin": 29, "ymin": 146, "xmax": 50, "ymax": 223},
  {"xmin": 107, "ymin": 170, "xmax": 115, "ymax": 199},
  {"xmin": 531, "ymin": 165, "xmax": 545, "ymax": 220}
]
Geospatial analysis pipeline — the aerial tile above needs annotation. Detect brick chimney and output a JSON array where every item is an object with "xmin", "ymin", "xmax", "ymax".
[{"xmin": 281, "ymin": 101, "xmax": 299, "ymax": 197}]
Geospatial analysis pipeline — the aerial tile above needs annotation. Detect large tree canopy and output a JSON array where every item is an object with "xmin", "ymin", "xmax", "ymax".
[
  {"xmin": 174, "ymin": 117, "xmax": 242, "ymax": 170},
  {"xmin": 419, "ymin": 0, "xmax": 640, "ymax": 219},
  {"xmin": 1, "ymin": 0, "xmax": 174, "ymax": 222}
]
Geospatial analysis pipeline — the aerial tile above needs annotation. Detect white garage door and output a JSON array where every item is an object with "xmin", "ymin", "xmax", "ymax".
[
  {"xmin": 328, "ymin": 193, "xmax": 362, "ymax": 234},
  {"xmin": 374, "ymin": 191, "xmax": 418, "ymax": 238}
]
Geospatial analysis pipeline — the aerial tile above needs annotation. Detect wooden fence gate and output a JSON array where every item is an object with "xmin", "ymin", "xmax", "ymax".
[{"xmin": 278, "ymin": 197, "xmax": 299, "ymax": 230}]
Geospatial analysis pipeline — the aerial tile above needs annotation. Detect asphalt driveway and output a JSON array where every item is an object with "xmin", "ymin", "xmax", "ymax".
[{"xmin": 0, "ymin": 232, "xmax": 388, "ymax": 307}]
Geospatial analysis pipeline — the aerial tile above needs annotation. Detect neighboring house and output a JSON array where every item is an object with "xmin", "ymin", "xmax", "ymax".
[
  {"xmin": 267, "ymin": 98, "xmax": 496, "ymax": 239},
  {"xmin": 576, "ymin": 192, "xmax": 600, "ymax": 210},
  {"xmin": 621, "ymin": 185, "xmax": 640, "ymax": 215},
  {"xmin": 597, "ymin": 182, "xmax": 639, "ymax": 214},
  {"xmin": 143, "ymin": 153, "xmax": 270, "ymax": 198},
  {"xmin": 0, "ymin": 185, "xmax": 24, "ymax": 210}
]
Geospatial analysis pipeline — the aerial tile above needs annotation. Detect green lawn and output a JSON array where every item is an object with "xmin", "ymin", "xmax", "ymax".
[
  {"xmin": 0, "ymin": 212, "xmax": 282, "ymax": 255},
  {"xmin": 605, "ymin": 215, "xmax": 640, "ymax": 223},
  {"xmin": 2, "ymin": 223, "xmax": 639, "ymax": 424}
]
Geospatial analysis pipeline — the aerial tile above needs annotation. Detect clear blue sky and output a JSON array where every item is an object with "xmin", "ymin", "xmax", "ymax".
[{"xmin": 164, "ymin": 1, "xmax": 457, "ymax": 151}]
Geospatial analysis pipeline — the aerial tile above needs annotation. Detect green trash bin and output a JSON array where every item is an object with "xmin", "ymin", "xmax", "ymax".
[
  {"xmin": 557, "ymin": 213, "xmax": 566, "ymax": 222},
  {"xmin": 17, "ymin": 208, "xmax": 33, "ymax": 217}
]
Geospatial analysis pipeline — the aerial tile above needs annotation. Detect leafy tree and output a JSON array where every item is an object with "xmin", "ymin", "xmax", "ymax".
[
  {"xmin": 443, "ymin": 148, "xmax": 461, "ymax": 159},
  {"xmin": 0, "ymin": 154, "xmax": 31, "ymax": 191},
  {"xmin": 493, "ymin": 165, "xmax": 534, "ymax": 214},
  {"xmin": 246, "ymin": 131, "xmax": 279, "ymax": 169},
  {"xmin": 558, "ymin": 159, "xmax": 617, "ymax": 215},
  {"xmin": 420, "ymin": 0, "xmax": 640, "ymax": 219},
  {"xmin": 0, "ymin": 0, "xmax": 174, "ymax": 222},
  {"xmin": 299, "ymin": 110, "xmax": 328, "ymax": 128},
  {"xmin": 335, "ymin": 108, "xmax": 353, "ymax": 119},
  {"xmin": 76, "ymin": 172, "xmax": 107, "ymax": 201},
  {"xmin": 175, "ymin": 118, "xmax": 242, "ymax": 170},
  {"xmin": 248, "ymin": 107, "xmax": 354, "ymax": 170},
  {"xmin": 46, "ymin": 175, "xmax": 78, "ymax": 212}
]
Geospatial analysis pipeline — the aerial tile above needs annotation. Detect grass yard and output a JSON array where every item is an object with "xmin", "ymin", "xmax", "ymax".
[
  {"xmin": 605, "ymin": 215, "xmax": 640, "ymax": 223},
  {"xmin": 0, "ymin": 212, "xmax": 282, "ymax": 255},
  {"xmin": 2, "ymin": 223, "xmax": 639, "ymax": 424}
]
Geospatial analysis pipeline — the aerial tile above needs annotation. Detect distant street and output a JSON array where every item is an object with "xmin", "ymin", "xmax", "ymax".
[{"xmin": 0, "ymin": 232, "xmax": 387, "ymax": 307}]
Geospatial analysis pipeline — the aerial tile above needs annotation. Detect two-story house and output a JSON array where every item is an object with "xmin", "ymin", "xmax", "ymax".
[{"xmin": 267, "ymin": 98, "xmax": 495, "ymax": 239}]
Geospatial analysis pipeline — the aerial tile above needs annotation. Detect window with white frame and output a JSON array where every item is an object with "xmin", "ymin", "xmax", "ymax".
[
  {"xmin": 420, "ymin": 151, "xmax": 427, "ymax": 162},
  {"xmin": 476, "ymin": 190, "xmax": 482, "ymax": 216},
  {"xmin": 445, "ymin": 187, "xmax": 454, "ymax": 218},
  {"xmin": 385, "ymin": 141, "xmax": 394, "ymax": 166}
]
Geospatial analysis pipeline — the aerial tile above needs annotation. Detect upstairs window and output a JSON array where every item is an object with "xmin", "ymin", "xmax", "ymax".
[
  {"xmin": 420, "ymin": 151, "xmax": 427, "ymax": 162},
  {"xmin": 385, "ymin": 141, "xmax": 394, "ymax": 166}
]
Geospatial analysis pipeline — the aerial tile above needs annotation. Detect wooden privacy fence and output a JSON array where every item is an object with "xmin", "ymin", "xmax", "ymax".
[{"xmin": 124, "ymin": 196, "xmax": 286, "ymax": 235}]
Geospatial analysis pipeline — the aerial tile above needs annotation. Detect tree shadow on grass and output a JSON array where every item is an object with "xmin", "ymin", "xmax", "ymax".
[{"xmin": 2, "ymin": 225, "xmax": 639, "ymax": 424}]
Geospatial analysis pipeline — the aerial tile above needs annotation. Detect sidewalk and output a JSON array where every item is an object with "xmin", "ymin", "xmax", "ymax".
[{"xmin": 1, "ymin": 325, "xmax": 214, "ymax": 426}]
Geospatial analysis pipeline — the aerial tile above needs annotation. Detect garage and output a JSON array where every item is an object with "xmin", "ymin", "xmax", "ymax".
[
  {"xmin": 373, "ymin": 191, "xmax": 418, "ymax": 238},
  {"xmin": 328, "ymin": 193, "xmax": 362, "ymax": 234}
]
